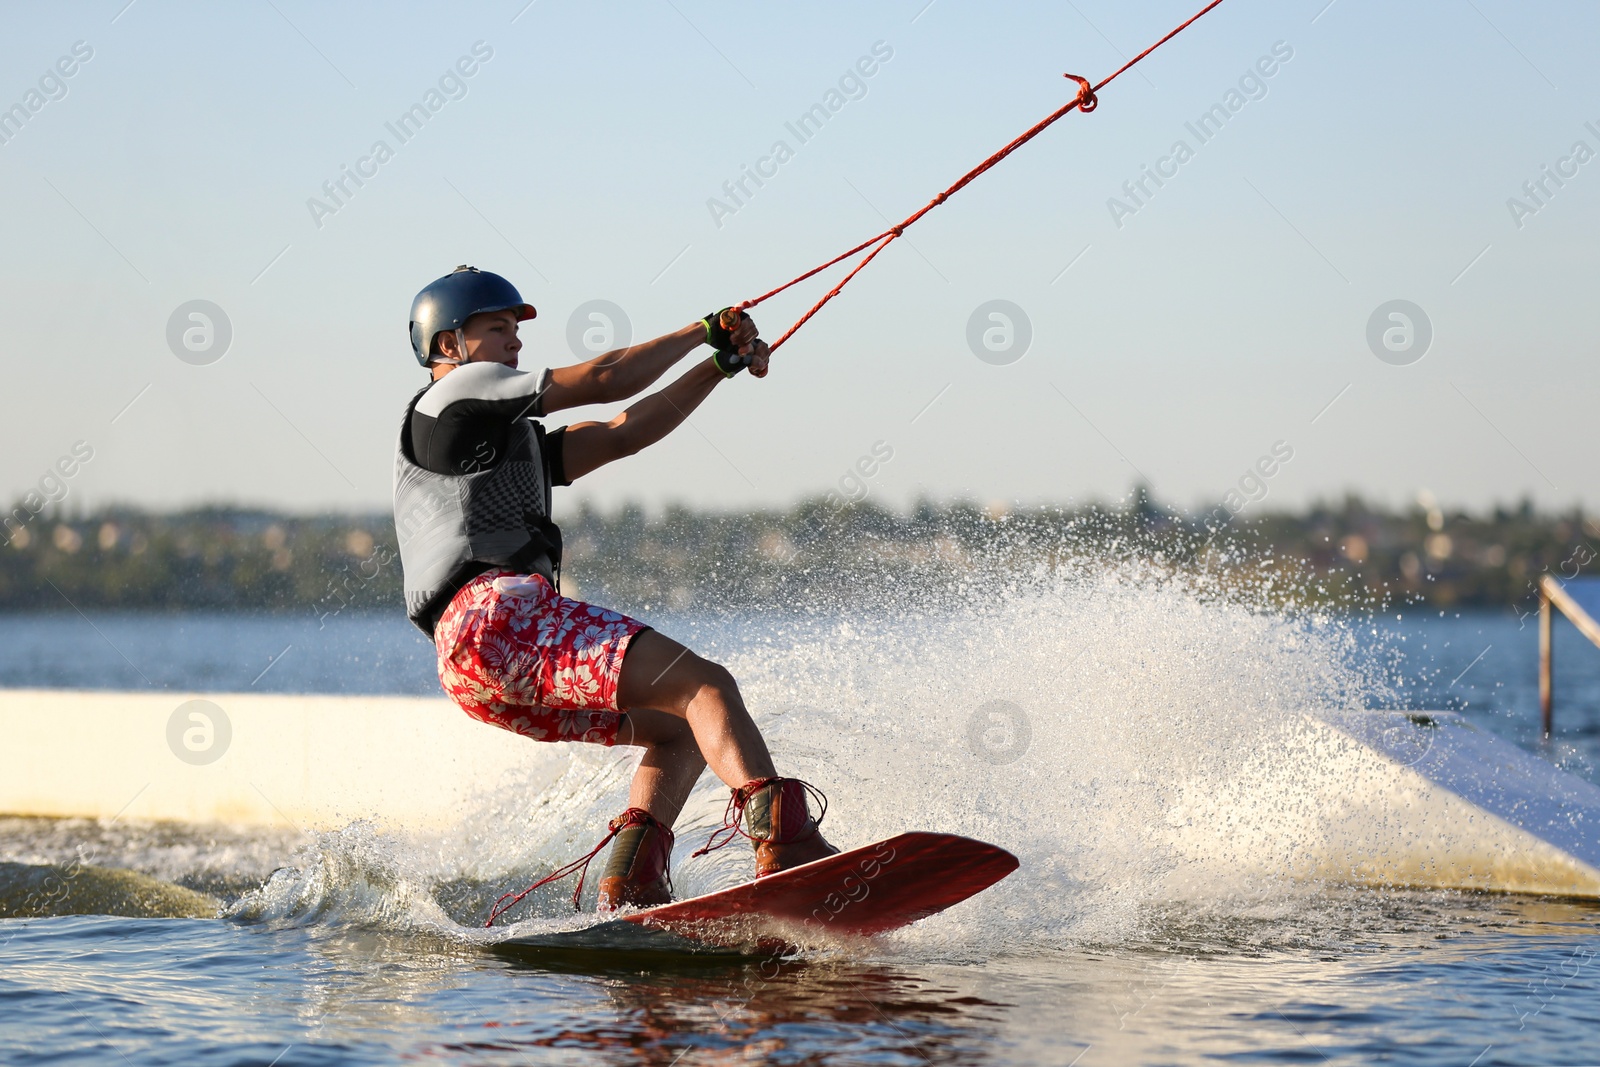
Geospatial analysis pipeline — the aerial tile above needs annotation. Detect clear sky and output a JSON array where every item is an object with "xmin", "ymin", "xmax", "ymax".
[{"xmin": 2, "ymin": 0, "xmax": 1596, "ymax": 518}]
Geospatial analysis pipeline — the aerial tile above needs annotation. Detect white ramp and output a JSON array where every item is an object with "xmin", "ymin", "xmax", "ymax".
[
  {"xmin": 0, "ymin": 689, "xmax": 570, "ymax": 831},
  {"xmin": 1165, "ymin": 709, "xmax": 1600, "ymax": 897},
  {"xmin": 2, "ymin": 692, "xmax": 1598, "ymax": 898},
  {"xmin": 1317, "ymin": 709, "xmax": 1600, "ymax": 895}
]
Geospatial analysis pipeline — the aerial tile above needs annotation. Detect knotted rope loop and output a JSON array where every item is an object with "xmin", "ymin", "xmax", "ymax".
[{"xmin": 1066, "ymin": 73, "xmax": 1097, "ymax": 113}]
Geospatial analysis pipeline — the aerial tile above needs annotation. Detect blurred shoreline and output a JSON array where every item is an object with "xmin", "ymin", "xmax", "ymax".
[{"xmin": 2, "ymin": 492, "xmax": 1594, "ymax": 615}]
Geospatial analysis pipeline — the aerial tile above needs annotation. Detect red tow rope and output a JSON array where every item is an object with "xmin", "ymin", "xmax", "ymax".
[{"xmin": 740, "ymin": 0, "xmax": 1227, "ymax": 353}]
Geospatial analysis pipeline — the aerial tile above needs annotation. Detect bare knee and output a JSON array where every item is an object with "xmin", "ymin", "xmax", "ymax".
[
  {"xmin": 704, "ymin": 659, "xmax": 739, "ymax": 694},
  {"xmin": 620, "ymin": 632, "xmax": 742, "ymax": 716},
  {"xmin": 692, "ymin": 656, "xmax": 739, "ymax": 700},
  {"xmin": 664, "ymin": 654, "xmax": 742, "ymax": 718}
]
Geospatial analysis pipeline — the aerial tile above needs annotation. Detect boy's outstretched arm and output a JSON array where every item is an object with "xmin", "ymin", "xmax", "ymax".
[
  {"xmin": 560, "ymin": 342, "xmax": 770, "ymax": 481},
  {"xmin": 540, "ymin": 311, "xmax": 758, "ymax": 414}
]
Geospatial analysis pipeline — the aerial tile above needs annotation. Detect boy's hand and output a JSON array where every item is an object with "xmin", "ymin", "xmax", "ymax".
[
  {"xmin": 747, "ymin": 338, "xmax": 771, "ymax": 378},
  {"xmin": 712, "ymin": 338, "xmax": 771, "ymax": 378},
  {"xmin": 703, "ymin": 308, "xmax": 758, "ymax": 352}
]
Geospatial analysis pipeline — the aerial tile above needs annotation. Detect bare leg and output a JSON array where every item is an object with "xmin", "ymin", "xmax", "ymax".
[
  {"xmin": 615, "ymin": 631, "xmax": 776, "ymax": 812},
  {"xmin": 615, "ymin": 708, "xmax": 707, "ymax": 825},
  {"xmin": 604, "ymin": 631, "xmax": 833, "ymax": 896}
]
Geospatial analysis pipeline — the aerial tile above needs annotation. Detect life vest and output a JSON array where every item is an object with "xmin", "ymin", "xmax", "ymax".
[{"xmin": 393, "ymin": 387, "xmax": 563, "ymax": 635}]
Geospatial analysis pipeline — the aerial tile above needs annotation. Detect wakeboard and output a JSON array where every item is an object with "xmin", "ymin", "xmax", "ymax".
[{"xmin": 495, "ymin": 831, "xmax": 1017, "ymax": 956}]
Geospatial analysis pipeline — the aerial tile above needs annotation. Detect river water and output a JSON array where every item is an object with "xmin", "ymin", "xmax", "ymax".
[{"xmin": 3, "ymin": 568, "xmax": 1600, "ymax": 1065}]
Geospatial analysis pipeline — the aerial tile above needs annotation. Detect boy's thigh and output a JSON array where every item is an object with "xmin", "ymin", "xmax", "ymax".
[{"xmin": 616, "ymin": 629, "xmax": 716, "ymax": 712}]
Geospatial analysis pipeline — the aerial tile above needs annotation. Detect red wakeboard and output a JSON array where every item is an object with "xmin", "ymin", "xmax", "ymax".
[{"xmin": 495, "ymin": 832, "xmax": 1017, "ymax": 956}]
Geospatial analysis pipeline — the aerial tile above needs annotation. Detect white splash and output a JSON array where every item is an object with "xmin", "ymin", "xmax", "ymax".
[{"xmin": 228, "ymin": 545, "xmax": 1394, "ymax": 957}]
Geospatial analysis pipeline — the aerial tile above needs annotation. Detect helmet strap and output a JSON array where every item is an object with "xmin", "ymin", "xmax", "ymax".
[{"xmin": 431, "ymin": 328, "xmax": 468, "ymax": 368}]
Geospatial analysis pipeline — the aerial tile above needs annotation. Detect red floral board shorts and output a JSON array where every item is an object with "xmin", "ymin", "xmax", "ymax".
[{"xmin": 434, "ymin": 569, "xmax": 647, "ymax": 746}]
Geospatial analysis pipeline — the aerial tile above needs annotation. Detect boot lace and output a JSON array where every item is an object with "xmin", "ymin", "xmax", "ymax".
[
  {"xmin": 485, "ymin": 807, "xmax": 659, "ymax": 927},
  {"xmin": 690, "ymin": 777, "xmax": 829, "ymax": 858}
]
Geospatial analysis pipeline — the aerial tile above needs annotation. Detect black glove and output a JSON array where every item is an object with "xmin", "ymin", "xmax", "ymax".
[
  {"xmin": 702, "ymin": 308, "xmax": 746, "ymax": 351},
  {"xmin": 712, "ymin": 349, "xmax": 751, "ymax": 378}
]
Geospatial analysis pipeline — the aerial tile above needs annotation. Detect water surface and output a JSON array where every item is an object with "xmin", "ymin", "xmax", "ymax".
[{"xmin": 4, "ymin": 590, "xmax": 1600, "ymax": 1065}]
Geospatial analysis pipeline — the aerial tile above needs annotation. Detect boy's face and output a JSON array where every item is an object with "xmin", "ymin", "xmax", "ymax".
[{"xmin": 455, "ymin": 310, "xmax": 523, "ymax": 368}]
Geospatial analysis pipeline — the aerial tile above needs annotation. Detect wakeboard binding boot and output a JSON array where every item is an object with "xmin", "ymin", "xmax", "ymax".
[
  {"xmin": 740, "ymin": 777, "xmax": 839, "ymax": 878},
  {"xmin": 595, "ymin": 807, "xmax": 674, "ymax": 911}
]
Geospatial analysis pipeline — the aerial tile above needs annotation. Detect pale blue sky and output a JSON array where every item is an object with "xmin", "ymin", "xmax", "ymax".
[{"xmin": 2, "ymin": 0, "xmax": 1596, "ymax": 517}]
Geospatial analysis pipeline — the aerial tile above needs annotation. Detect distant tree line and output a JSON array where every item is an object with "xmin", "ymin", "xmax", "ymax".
[{"xmin": 0, "ymin": 492, "xmax": 1593, "ymax": 618}]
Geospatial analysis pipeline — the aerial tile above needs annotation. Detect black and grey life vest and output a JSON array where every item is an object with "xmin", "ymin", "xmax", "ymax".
[{"xmin": 393, "ymin": 389, "xmax": 563, "ymax": 635}]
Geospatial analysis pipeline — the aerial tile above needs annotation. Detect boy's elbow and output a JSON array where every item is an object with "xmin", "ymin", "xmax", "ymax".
[
  {"xmin": 587, "ymin": 364, "xmax": 622, "ymax": 403},
  {"xmin": 610, "ymin": 437, "xmax": 648, "ymax": 464},
  {"xmin": 606, "ymin": 417, "xmax": 648, "ymax": 460},
  {"xmin": 593, "ymin": 357, "xmax": 645, "ymax": 403}
]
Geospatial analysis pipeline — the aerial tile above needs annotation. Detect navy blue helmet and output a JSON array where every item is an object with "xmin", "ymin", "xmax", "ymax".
[{"xmin": 409, "ymin": 265, "xmax": 536, "ymax": 366}]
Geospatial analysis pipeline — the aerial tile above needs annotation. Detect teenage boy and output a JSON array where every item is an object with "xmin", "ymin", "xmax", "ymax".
[{"xmin": 393, "ymin": 266, "xmax": 836, "ymax": 910}]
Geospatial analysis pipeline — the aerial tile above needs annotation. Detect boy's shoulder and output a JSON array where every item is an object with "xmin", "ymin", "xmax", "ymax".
[{"xmin": 415, "ymin": 363, "xmax": 549, "ymax": 417}]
